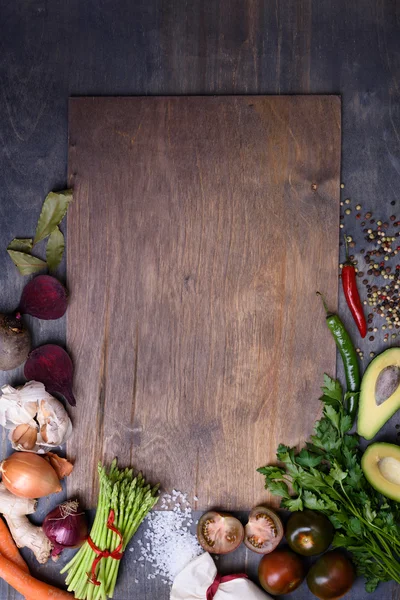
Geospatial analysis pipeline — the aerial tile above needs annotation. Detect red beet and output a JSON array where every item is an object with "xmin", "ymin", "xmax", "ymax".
[
  {"xmin": 19, "ymin": 275, "xmax": 68, "ymax": 320},
  {"xmin": 24, "ymin": 344, "xmax": 76, "ymax": 406}
]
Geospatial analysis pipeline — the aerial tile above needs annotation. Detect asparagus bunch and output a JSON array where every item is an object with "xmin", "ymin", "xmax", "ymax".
[{"xmin": 61, "ymin": 459, "xmax": 159, "ymax": 599}]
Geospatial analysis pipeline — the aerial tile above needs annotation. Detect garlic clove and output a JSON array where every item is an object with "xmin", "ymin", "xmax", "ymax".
[
  {"xmin": 36, "ymin": 398, "xmax": 72, "ymax": 447},
  {"xmin": 11, "ymin": 424, "xmax": 38, "ymax": 451},
  {"xmin": 40, "ymin": 423, "xmax": 48, "ymax": 444}
]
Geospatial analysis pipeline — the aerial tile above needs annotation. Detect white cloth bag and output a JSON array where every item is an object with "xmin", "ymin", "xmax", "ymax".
[{"xmin": 170, "ymin": 553, "xmax": 272, "ymax": 600}]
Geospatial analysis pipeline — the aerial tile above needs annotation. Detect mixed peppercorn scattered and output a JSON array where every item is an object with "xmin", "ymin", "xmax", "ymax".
[{"xmin": 339, "ymin": 188, "xmax": 399, "ymax": 348}]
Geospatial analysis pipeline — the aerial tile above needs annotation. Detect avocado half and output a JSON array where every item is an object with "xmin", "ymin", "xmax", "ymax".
[
  {"xmin": 362, "ymin": 442, "xmax": 400, "ymax": 501},
  {"xmin": 358, "ymin": 348, "xmax": 400, "ymax": 439}
]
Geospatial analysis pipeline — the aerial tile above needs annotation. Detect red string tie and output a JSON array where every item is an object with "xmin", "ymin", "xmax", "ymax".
[
  {"xmin": 87, "ymin": 510, "xmax": 124, "ymax": 586},
  {"xmin": 206, "ymin": 572, "xmax": 248, "ymax": 600}
]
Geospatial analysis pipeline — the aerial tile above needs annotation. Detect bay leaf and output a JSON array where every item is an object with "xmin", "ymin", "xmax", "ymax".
[
  {"xmin": 46, "ymin": 226, "xmax": 65, "ymax": 272},
  {"xmin": 7, "ymin": 250, "xmax": 47, "ymax": 275},
  {"xmin": 34, "ymin": 189, "xmax": 73, "ymax": 245},
  {"xmin": 7, "ymin": 238, "xmax": 33, "ymax": 253}
]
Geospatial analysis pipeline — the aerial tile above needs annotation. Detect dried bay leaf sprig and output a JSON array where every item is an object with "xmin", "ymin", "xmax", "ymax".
[
  {"xmin": 6, "ymin": 251, "xmax": 47, "ymax": 276},
  {"xmin": 34, "ymin": 190, "xmax": 72, "ymax": 245},
  {"xmin": 7, "ymin": 190, "xmax": 72, "ymax": 275},
  {"xmin": 46, "ymin": 226, "xmax": 65, "ymax": 272}
]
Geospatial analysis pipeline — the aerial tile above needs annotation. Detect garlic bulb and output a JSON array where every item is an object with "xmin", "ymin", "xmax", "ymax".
[{"xmin": 0, "ymin": 381, "xmax": 72, "ymax": 453}]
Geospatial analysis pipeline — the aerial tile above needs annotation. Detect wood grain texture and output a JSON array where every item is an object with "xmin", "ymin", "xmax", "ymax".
[
  {"xmin": 1, "ymin": 0, "xmax": 400, "ymax": 598},
  {"xmin": 67, "ymin": 95, "xmax": 340, "ymax": 510}
]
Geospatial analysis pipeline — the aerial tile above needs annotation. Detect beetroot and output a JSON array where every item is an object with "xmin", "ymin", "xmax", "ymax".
[
  {"xmin": 24, "ymin": 344, "xmax": 76, "ymax": 406},
  {"xmin": 19, "ymin": 275, "xmax": 68, "ymax": 320}
]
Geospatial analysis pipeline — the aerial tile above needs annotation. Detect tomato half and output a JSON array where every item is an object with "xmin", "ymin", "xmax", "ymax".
[
  {"xmin": 244, "ymin": 506, "xmax": 284, "ymax": 554},
  {"xmin": 286, "ymin": 510, "xmax": 334, "ymax": 556},
  {"xmin": 307, "ymin": 550, "xmax": 355, "ymax": 599},
  {"xmin": 258, "ymin": 548, "xmax": 305, "ymax": 595},
  {"xmin": 197, "ymin": 511, "xmax": 244, "ymax": 554}
]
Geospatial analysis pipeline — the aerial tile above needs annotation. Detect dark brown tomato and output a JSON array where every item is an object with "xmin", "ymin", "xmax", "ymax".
[
  {"xmin": 244, "ymin": 506, "xmax": 284, "ymax": 554},
  {"xmin": 197, "ymin": 511, "xmax": 244, "ymax": 554},
  {"xmin": 258, "ymin": 548, "xmax": 305, "ymax": 595},
  {"xmin": 307, "ymin": 550, "xmax": 355, "ymax": 599},
  {"xmin": 286, "ymin": 510, "xmax": 335, "ymax": 556}
]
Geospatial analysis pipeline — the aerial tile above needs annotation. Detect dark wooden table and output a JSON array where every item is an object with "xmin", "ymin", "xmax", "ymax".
[{"xmin": 1, "ymin": 1, "xmax": 400, "ymax": 598}]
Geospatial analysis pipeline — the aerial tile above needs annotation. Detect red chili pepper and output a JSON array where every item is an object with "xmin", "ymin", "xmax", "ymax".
[{"xmin": 342, "ymin": 235, "xmax": 367, "ymax": 338}]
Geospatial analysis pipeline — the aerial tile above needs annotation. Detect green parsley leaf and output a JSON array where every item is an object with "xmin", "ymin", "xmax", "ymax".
[
  {"xmin": 281, "ymin": 496, "xmax": 303, "ymax": 511},
  {"xmin": 321, "ymin": 374, "xmax": 342, "ymax": 402},
  {"xmin": 329, "ymin": 462, "xmax": 347, "ymax": 483},
  {"xmin": 295, "ymin": 449, "xmax": 323, "ymax": 468},
  {"xmin": 348, "ymin": 517, "xmax": 363, "ymax": 537},
  {"xmin": 324, "ymin": 405, "xmax": 340, "ymax": 430},
  {"xmin": 267, "ymin": 480, "xmax": 290, "ymax": 499},
  {"xmin": 257, "ymin": 466, "xmax": 286, "ymax": 480},
  {"xmin": 340, "ymin": 414, "xmax": 353, "ymax": 434}
]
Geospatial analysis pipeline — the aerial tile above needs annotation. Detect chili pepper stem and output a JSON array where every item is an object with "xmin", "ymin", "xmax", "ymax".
[
  {"xmin": 343, "ymin": 233, "xmax": 350, "ymax": 263},
  {"xmin": 316, "ymin": 291, "xmax": 331, "ymax": 315}
]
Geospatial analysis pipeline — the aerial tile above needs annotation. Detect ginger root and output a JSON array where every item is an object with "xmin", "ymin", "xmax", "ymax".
[
  {"xmin": 0, "ymin": 483, "xmax": 36, "ymax": 516},
  {"xmin": 0, "ymin": 483, "xmax": 52, "ymax": 564},
  {"xmin": 3, "ymin": 514, "xmax": 52, "ymax": 564}
]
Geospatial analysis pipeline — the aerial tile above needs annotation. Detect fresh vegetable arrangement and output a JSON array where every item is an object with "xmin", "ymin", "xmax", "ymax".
[
  {"xmin": 2, "ymin": 183, "xmax": 400, "ymax": 600},
  {"xmin": 0, "ymin": 188, "xmax": 162, "ymax": 599},
  {"xmin": 258, "ymin": 375, "xmax": 400, "ymax": 592}
]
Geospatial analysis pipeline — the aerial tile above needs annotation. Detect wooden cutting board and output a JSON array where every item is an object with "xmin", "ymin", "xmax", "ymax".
[{"xmin": 67, "ymin": 96, "xmax": 341, "ymax": 509}]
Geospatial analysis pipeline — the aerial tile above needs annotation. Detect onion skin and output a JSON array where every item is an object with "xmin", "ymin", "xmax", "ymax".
[{"xmin": 1, "ymin": 452, "xmax": 62, "ymax": 498}]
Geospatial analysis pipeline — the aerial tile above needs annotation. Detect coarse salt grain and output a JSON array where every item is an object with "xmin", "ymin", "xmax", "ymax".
[{"xmin": 136, "ymin": 491, "xmax": 203, "ymax": 584}]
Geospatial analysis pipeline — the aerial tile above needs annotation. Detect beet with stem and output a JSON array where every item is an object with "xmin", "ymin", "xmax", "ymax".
[
  {"xmin": 24, "ymin": 344, "xmax": 76, "ymax": 406},
  {"xmin": 0, "ymin": 313, "xmax": 31, "ymax": 371},
  {"xmin": 19, "ymin": 275, "xmax": 68, "ymax": 320}
]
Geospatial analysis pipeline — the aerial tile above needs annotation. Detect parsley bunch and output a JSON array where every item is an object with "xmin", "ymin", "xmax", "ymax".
[{"xmin": 258, "ymin": 375, "xmax": 400, "ymax": 592}]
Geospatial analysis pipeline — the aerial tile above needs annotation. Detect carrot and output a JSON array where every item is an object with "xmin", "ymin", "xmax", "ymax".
[
  {"xmin": 0, "ymin": 517, "xmax": 29, "ymax": 574},
  {"xmin": 0, "ymin": 553, "xmax": 74, "ymax": 599}
]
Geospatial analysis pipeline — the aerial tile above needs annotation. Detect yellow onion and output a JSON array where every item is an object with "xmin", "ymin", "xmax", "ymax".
[{"xmin": 0, "ymin": 452, "xmax": 62, "ymax": 498}]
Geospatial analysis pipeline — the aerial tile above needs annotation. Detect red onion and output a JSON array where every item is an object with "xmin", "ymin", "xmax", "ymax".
[{"xmin": 43, "ymin": 500, "xmax": 88, "ymax": 557}]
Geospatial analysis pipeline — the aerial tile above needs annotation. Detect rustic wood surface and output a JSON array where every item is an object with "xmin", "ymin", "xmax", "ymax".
[
  {"xmin": 1, "ymin": 0, "xmax": 400, "ymax": 598},
  {"xmin": 67, "ymin": 95, "xmax": 340, "ymax": 510}
]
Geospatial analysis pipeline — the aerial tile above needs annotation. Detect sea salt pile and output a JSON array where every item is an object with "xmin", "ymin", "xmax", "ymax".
[{"xmin": 133, "ymin": 489, "xmax": 203, "ymax": 583}]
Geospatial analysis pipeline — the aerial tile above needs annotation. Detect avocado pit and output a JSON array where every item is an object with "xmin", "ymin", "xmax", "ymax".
[
  {"xmin": 375, "ymin": 366, "xmax": 400, "ymax": 405},
  {"xmin": 378, "ymin": 457, "xmax": 400, "ymax": 486}
]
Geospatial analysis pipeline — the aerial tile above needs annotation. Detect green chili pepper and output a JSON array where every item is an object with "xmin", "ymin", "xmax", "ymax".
[{"xmin": 317, "ymin": 293, "xmax": 360, "ymax": 425}]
